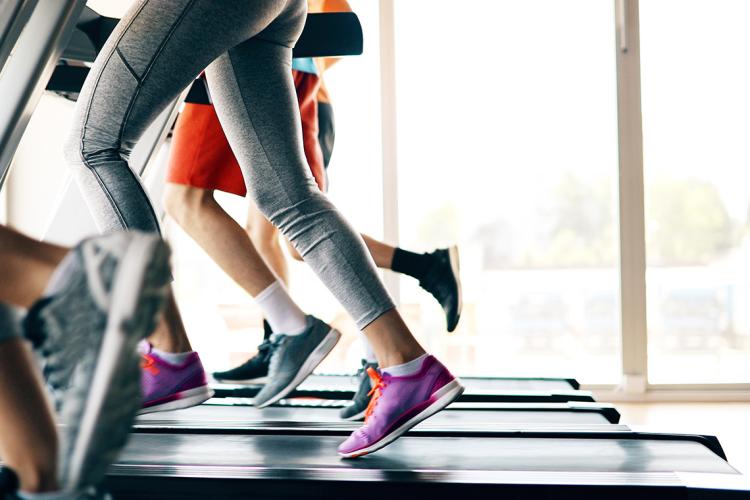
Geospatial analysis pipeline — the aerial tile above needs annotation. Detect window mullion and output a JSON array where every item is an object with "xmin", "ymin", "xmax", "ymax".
[
  {"xmin": 615, "ymin": 0, "xmax": 648, "ymax": 393},
  {"xmin": 378, "ymin": 0, "xmax": 401, "ymax": 304}
]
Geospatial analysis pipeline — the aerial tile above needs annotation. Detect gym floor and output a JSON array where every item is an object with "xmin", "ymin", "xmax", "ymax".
[{"xmin": 617, "ymin": 402, "xmax": 750, "ymax": 474}]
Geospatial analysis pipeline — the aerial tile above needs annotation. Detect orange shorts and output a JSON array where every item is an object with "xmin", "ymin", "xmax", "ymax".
[{"xmin": 166, "ymin": 70, "xmax": 326, "ymax": 197}]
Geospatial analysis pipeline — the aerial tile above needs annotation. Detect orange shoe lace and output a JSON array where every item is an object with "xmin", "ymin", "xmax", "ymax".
[
  {"xmin": 141, "ymin": 354, "xmax": 160, "ymax": 375},
  {"xmin": 364, "ymin": 367, "xmax": 386, "ymax": 423}
]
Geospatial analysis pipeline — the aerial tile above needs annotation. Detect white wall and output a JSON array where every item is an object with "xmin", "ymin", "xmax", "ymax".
[{"xmin": 6, "ymin": 94, "xmax": 76, "ymax": 239}]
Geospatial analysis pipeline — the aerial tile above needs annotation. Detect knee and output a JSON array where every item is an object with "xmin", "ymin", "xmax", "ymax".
[
  {"xmin": 251, "ymin": 179, "xmax": 329, "ymax": 233},
  {"xmin": 285, "ymin": 238, "xmax": 303, "ymax": 262},
  {"xmin": 247, "ymin": 221, "xmax": 278, "ymax": 256},
  {"xmin": 163, "ymin": 183, "xmax": 212, "ymax": 226},
  {"xmin": 63, "ymin": 124, "xmax": 119, "ymax": 168},
  {"xmin": 62, "ymin": 127, "xmax": 85, "ymax": 166}
]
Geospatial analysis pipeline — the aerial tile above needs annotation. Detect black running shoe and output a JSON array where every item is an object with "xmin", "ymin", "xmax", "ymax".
[
  {"xmin": 213, "ymin": 339, "xmax": 273, "ymax": 384},
  {"xmin": 419, "ymin": 246, "xmax": 462, "ymax": 332},
  {"xmin": 339, "ymin": 360, "xmax": 378, "ymax": 421},
  {"xmin": 0, "ymin": 467, "xmax": 18, "ymax": 498}
]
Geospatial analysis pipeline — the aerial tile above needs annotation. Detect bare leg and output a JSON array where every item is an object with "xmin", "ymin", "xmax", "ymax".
[
  {"xmin": 358, "ymin": 234, "xmax": 395, "ymax": 270},
  {"xmin": 285, "ymin": 233, "xmax": 394, "ymax": 270},
  {"xmin": 246, "ymin": 200, "xmax": 289, "ymax": 286},
  {"xmin": 361, "ymin": 310, "xmax": 425, "ymax": 368},
  {"xmin": 0, "ymin": 226, "xmax": 67, "ymax": 308},
  {"xmin": 0, "ymin": 338, "xmax": 58, "ymax": 492},
  {"xmin": 148, "ymin": 290, "xmax": 193, "ymax": 353},
  {"xmin": 164, "ymin": 184, "xmax": 276, "ymax": 297}
]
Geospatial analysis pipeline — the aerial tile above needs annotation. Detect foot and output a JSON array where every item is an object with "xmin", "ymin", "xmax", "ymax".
[
  {"xmin": 212, "ymin": 338, "xmax": 272, "ymax": 385},
  {"xmin": 0, "ymin": 466, "xmax": 110, "ymax": 499},
  {"xmin": 337, "ymin": 355, "xmax": 464, "ymax": 458},
  {"xmin": 419, "ymin": 246, "xmax": 462, "ymax": 332},
  {"xmin": 22, "ymin": 232, "xmax": 171, "ymax": 490},
  {"xmin": 253, "ymin": 315, "xmax": 341, "ymax": 408},
  {"xmin": 0, "ymin": 467, "xmax": 18, "ymax": 497},
  {"xmin": 138, "ymin": 343, "xmax": 213, "ymax": 415},
  {"xmin": 339, "ymin": 360, "xmax": 378, "ymax": 421}
]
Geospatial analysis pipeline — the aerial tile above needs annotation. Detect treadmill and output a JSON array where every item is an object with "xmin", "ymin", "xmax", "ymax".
[
  {"xmin": 212, "ymin": 374, "xmax": 596, "ymax": 403},
  {"xmin": 6, "ymin": 6, "xmax": 749, "ymax": 498},
  {"xmin": 107, "ymin": 429, "xmax": 749, "ymax": 499},
  {"xmin": 134, "ymin": 398, "xmax": 622, "ymax": 433}
]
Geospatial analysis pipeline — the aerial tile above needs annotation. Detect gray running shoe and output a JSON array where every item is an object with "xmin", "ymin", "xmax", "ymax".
[
  {"xmin": 23, "ymin": 232, "xmax": 171, "ymax": 492},
  {"xmin": 339, "ymin": 360, "xmax": 379, "ymax": 420},
  {"xmin": 253, "ymin": 315, "xmax": 341, "ymax": 408}
]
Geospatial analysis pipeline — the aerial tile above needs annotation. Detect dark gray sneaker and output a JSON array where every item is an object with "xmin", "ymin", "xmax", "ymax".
[
  {"xmin": 339, "ymin": 360, "xmax": 378, "ymax": 420},
  {"xmin": 23, "ymin": 232, "xmax": 171, "ymax": 492},
  {"xmin": 253, "ymin": 315, "xmax": 341, "ymax": 408}
]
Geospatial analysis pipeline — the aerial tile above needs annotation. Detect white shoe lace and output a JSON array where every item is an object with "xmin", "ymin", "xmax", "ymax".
[{"xmin": 80, "ymin": 234, "xmax": 132, "ymax": 311}]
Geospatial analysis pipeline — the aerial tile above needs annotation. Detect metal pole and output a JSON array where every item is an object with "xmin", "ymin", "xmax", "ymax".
[{"xmin": 0, "ymin": 0, "xmax": 87, "ymax": 188}]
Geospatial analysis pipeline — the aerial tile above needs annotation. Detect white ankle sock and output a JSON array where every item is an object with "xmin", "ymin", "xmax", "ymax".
[
  {"xmin": 255, "ymin": 281, "xmax": 308, "ymax": 336},
  {"xmin": 151, "ymin": 347, "xmax": 192, "ymax": 365},
  {"xmin": 382, "ymin": 353, "xmax": 429, "ymax": 377},
  {"xmin": 358, "ymin": 332, "xmax": 377, "ymax": 364}
]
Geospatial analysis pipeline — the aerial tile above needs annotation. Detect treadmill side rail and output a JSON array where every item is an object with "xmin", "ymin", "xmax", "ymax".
[{"xmin": 0, "ymin": 0, "xmax": 87, "ymax": 188}]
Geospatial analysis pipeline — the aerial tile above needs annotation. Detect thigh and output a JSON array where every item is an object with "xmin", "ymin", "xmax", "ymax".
[
  {"xmin": 205, "ymin": 34, "xmax": 316, "ymax": 209},
  {"xmin": 75, "ymin": 0, "xmax": 296, "ymax": 154}
]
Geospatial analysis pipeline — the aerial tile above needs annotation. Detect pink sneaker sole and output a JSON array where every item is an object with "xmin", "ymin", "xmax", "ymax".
[
  {"xmin": 137, "ymin": 385, "xmax": 214, "ymax": 415},
  {"xmin": 339, "ymin": 379, "xmax": 465, "ymax": 458}
]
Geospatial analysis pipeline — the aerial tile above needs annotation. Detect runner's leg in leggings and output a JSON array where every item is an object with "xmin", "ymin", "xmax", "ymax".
[
  {"xmin": 65, "ymin": 0, "xmax": 423, "ymax": 367},
  {"xmin": 206, "ymin": 34, "xmax": 424, "ymax": 366},
  {"xmin": 63, "ymin": 0, "xmax": 297, "ymax": 353}
]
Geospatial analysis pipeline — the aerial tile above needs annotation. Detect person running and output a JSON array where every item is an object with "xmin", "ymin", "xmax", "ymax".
[
  {"xmin": 63, "ymin": 0, "xmax": 464, "ymax": 457},
  {"xmin": 0, "ymin": 225, "xmax": 170, "ymax": 498},
  {"xmin": 162, "ymin": 1, "xmax": 461, "ymax": 424}
]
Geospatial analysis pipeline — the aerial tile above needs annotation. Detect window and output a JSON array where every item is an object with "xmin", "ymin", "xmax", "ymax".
[
  {"xmin": 393, "ymin": 0, "xmax": 621, "ymax": 382},
  {"xmin": 640, "ymin": 0, "xmax": 750, "ymax": 383}
]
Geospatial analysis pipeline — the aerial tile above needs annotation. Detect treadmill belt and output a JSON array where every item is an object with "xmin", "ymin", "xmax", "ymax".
[
  {"xmin": 117, "ymin": 433, "xmax": 736, "ymax": 473},
  {"xmin": 215, "ymin": 373, "xmax": 578, "ymax": 394},
  {"xmin": 212, "ymin": 384, "xmax": 594, "ymax": 403},
  {"xmin": 134, "ymin": 402, "xmax": 615, "ymax": 432},
  {"xmin": 108, "ymin": 432, "xmax": 742, "ymax": 498}
]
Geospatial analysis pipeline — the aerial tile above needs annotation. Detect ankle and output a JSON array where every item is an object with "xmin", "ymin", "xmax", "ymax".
[
  {"xmin": 379, "ymin": 349, "xmax": 427, "ymax": 370},
  {"xmin": 12, "ymin": 461, "xmax": 58, "ymax": 493}
]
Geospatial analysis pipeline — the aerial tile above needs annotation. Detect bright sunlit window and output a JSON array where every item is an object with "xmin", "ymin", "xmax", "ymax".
[
  {"xmin": 641, "ymin": 0, "xmax": 750, "ymax": 383},
  {"xmin": 393, "ymin": 0, "xmax": 620, "ymax": 383}
]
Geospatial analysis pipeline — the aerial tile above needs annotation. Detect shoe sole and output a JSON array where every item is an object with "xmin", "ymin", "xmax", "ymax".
[
  {"xmin": 137, "ymin": 385, "xmax": 214, "ymax": 415},
  {"xmin": 255, "ymin": 328, "xmax": 341, "ymax": 409},
  {"xmin": 448, "ymin": 245, "xmax": 462, "ymax": 332},
  {"xmin": 66, "ymin": 234, "xmax": 169, "ymax": 488},
  {"xmin": 213, "ymin": 376, "xmax": 269, "ymax": 385},
  {"xmin": 338, "ymin": 379, "xmax": 465, "ymax": 459}
]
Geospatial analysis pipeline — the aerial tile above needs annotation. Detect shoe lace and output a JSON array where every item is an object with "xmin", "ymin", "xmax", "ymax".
[
  {"xmin": 350, "ymin": 359, "xmax": 368, "ymax": 384},
  {"xmin": 141, "ymin": 353, "xmax": 160, "ymax": 375},
  {"xmin": 265, "ymin": 335, "xmax": 287, "ymax": 374},
  {"xmin": 256, "ymin": 338, "xmax": 275, "ymax": 362},
  {"xmin": 81, "ymin": 239, "xmax": 118, "ymax": 310},
  {"xmin": 364, "ymin": 367, "xmax": 386, "ymax": 423}
]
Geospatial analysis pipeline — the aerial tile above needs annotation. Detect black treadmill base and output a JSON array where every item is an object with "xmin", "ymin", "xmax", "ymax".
[{"xmin": 105, "ymin": 476, "xmax": 746, "ymax": 500}]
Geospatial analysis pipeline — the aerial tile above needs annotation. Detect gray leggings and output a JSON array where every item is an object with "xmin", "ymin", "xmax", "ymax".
[{"xmin": 63, "ymin": 0, "xmax": 393, "ymax": 329}]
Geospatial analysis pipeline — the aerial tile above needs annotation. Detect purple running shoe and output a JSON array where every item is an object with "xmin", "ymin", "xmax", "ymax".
[
  {"xmin": 138, "ymin": 343, "xmax": 213, "ymax": 414},
  {"xmin": 338, "ymin": 355, "xmax": 464, "ymax": 458}
]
